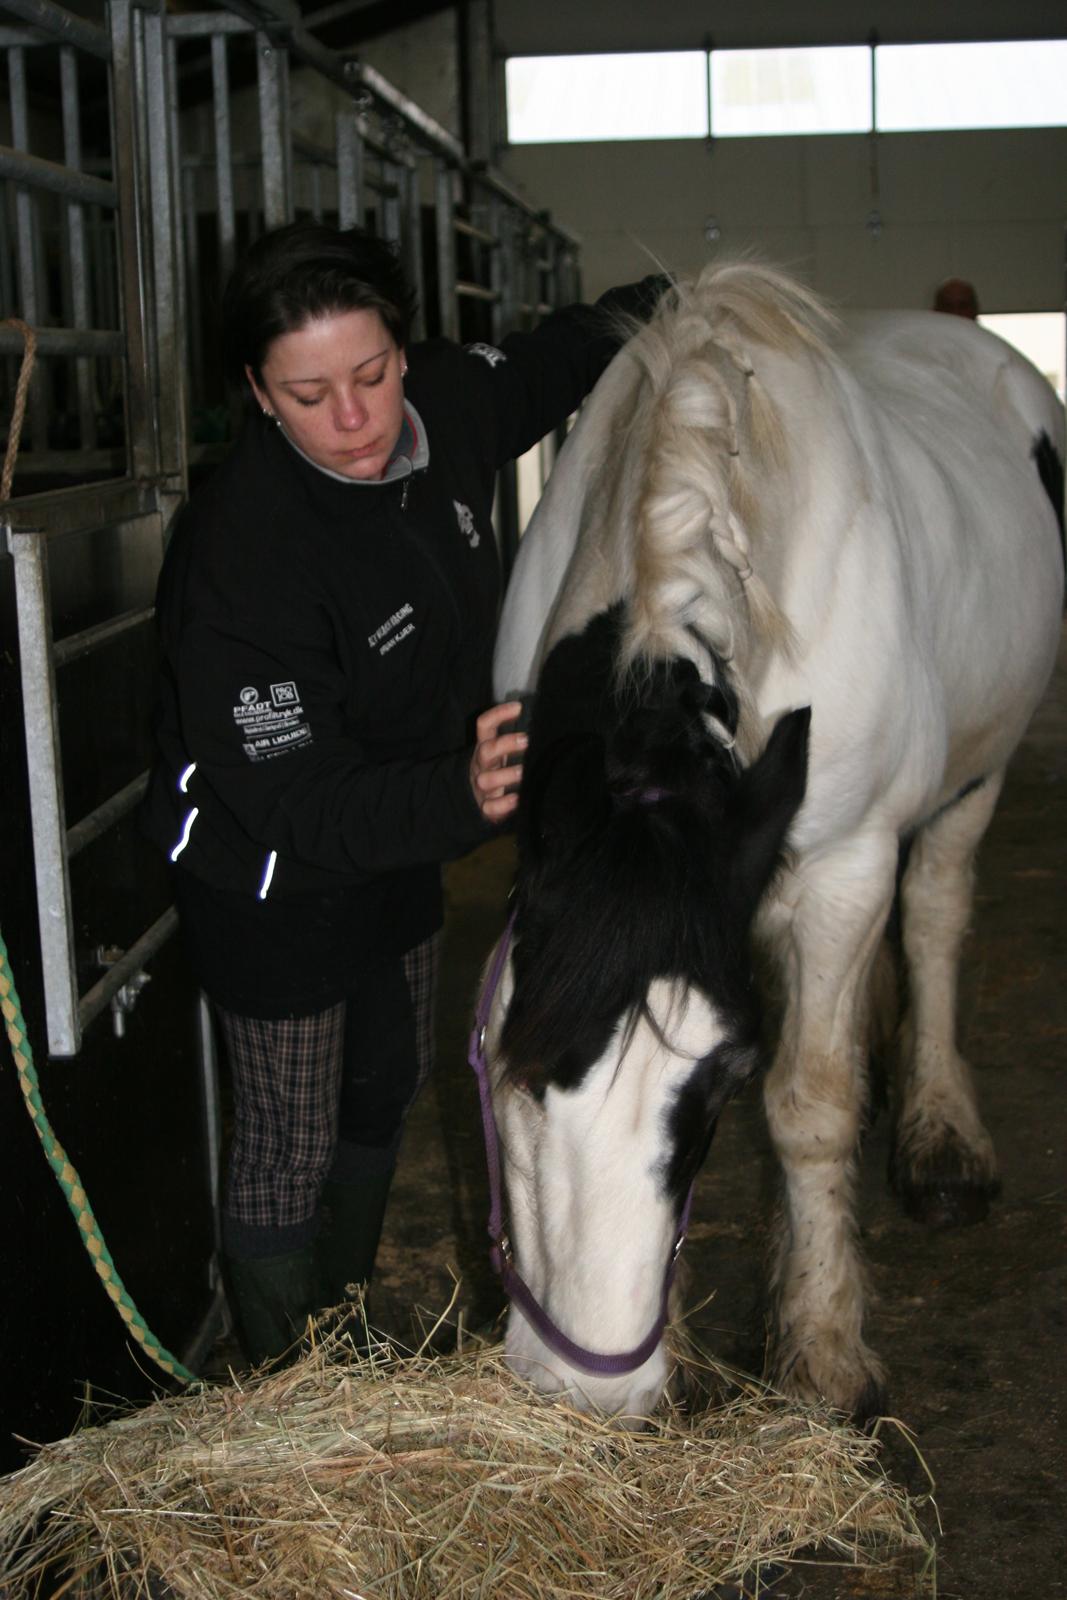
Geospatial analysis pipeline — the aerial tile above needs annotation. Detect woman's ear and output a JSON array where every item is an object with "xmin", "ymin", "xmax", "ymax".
[{"xmin": 245, "ymin": 365, "xmax": 271, "ymax": 415}]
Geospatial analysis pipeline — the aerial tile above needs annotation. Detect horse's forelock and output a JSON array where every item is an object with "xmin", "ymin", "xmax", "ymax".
[{"xmin": 505, "ymin": 623, "xmax": 760, "ymax": 1093}]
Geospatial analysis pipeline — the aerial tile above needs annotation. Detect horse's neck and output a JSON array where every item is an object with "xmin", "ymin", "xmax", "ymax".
[{"xmin": 521, "ymin": 313, "xmax": 852, "ymax": 765}]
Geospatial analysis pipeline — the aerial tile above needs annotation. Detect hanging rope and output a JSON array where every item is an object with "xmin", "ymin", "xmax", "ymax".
[
  {"xmin": 1, "ymin": 317, "xmax": 37, "ymax": 502},
  {"xmin": 0, "ymin": 924, "xmax": 197, "ymax": 1383},
  {"xmin": 2, "ymin": 317, "xmax": 200, "ymax": 1384}
]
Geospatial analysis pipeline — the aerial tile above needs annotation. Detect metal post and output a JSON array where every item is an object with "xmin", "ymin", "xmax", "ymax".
[
  {"xmin": 336, "ymin": 109, "xmax": 365, "ymax": 229},
  {"xmin": 382, "ymin": 158, "xmax": 401, "ymax": 247},
  {"xmin": 144, "ymin": 3, "xmax": 186, "ymax": 498},
  {"xmin": 8, "ymin": 45, "xmax": 51, "ymax": 452},
  {"xmin": 256, "ymin": 29, "xmax": 291, "ymax": 228},
  {"xmin": 493, "ymin": 195, "xmax": 517, "ymax": 342},
  {"xmin": 402, "ymin": 155, "xmax": 426, "ymax": 341},
  {"xmin": 167, "ymin": 30, "xmax": 191, "ymax": 459},
  {"xmin": 4, "ymin": 526, "xmax": 80, "ymax": 1057},
  {"xmin": 462, "ymin": 0, "xmax": 493, "ymax": 166},
  {"xmin": 211, "ymin": 32, "xmax": 237, "ymax": 282},
  {"xmin": 109, "ymin": 0, "xmax": 156, "ymax": 481},
  {"xmin": 60, "ymin": 44, "xmax": 97, "ymax": 449},
  {"xmin": 182, "ymin": 163, "xmax": 204, "ymax": 405},
  {"xmin": 434, "ymin": 158, "xmax": 459, "ymax": 342}
]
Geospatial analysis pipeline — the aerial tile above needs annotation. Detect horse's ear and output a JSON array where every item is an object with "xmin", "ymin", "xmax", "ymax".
[{"xmin": 731, "ymin": 707, "xmax": 811, "ymax": 905}]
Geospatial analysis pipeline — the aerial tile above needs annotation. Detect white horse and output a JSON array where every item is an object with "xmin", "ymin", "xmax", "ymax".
[{"xmin": 482, "ymin": 262, "xmax": 1064, "ymax": 1421}]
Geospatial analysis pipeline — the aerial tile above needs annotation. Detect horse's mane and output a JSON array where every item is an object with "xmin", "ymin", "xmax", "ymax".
[
  {"xmin": 606, "ymin": 260, "xmax": 837, "ymax": 733},
  {"xmin": 500, "ymin": 266, "xmax": 827, "ymax": 1088}
]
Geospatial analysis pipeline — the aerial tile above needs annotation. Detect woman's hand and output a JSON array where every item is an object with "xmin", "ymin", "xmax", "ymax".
[{"xmin": 470, "ymin": 701, "xmax": 528, "ymax": 823}]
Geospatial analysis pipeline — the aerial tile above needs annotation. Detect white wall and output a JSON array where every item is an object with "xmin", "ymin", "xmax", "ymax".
[{"xmin": 502, "ymin": 128, "xmax": 1067, "ymax": 312}]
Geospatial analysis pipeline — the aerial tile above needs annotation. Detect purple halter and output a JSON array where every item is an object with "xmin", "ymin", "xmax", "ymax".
[{"xmin": 467, "ymin": 910, "xmax": 694, "ymax": 1379}]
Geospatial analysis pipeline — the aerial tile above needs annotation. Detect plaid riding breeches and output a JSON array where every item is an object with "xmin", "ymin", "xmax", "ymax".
[{"xmin": 215, "ymin": 933, "xmax": 440, "ymax": 1235}]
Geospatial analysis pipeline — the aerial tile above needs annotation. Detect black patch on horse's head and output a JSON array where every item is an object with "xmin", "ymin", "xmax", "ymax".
[
  {"xmin": 501, "ymin": 605, "xmax": 810, "ymax": 1099},
  {"xmin": 663, "ymin": 1036, "xmax": 760, "ymax": 1204}
]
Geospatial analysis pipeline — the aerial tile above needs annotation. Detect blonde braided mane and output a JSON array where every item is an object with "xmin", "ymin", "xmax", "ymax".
[{"xmin": 610, "ymin": 262, "xmax": 837, "ymax": 699}]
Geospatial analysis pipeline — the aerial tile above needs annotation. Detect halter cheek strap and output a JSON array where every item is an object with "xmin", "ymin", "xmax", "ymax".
[{"xmin": 468, "ymin": 910, "xmax": 694, "ymax": 1379}]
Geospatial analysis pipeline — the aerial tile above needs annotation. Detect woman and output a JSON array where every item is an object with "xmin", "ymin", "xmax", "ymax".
[{"xmin": 144, "ymin": 219, "xmax": 663, "ymax": 1364}]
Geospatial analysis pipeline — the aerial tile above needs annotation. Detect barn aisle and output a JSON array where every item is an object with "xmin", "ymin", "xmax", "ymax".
[{"xmin": 380, "ymin": 620, "xmax": 1067, "ymax": 1599}]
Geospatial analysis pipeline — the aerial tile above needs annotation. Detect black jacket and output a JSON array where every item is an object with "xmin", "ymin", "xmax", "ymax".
[{"xmin": 144, "ymin": 289, "xmax": 660, "ymax": 1011}]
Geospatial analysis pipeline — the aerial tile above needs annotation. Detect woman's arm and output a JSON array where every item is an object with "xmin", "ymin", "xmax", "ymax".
[
  {"xmin": 173, "ymin": 611, "xmax": 515, "ymax": 877},
  {"xmin": 460, "ymin": 275, "xmax": 671, "ymax": 468}
]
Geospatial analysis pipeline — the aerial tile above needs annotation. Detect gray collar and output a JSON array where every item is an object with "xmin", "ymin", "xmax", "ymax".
[{"xmin": 279, "ymin": 400, "xmax": 429, "ymax": 486}]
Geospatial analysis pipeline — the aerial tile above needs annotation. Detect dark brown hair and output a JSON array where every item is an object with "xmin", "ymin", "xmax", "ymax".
[{"xmin": 222, "ymin": 219, "xmax": 417, "ymax": 387}]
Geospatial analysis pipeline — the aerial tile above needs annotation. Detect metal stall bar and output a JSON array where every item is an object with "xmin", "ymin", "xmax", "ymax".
[
  {"xmin": 336, "ymin": 110, "xmax": 365, "ymax": 229},
  {"xmin": 0, "ymin": 0, "xmax": 108, "ymax": 56},
  {"xmin": 0, "ymin": 145, "xmax": 116, "ymax": 208},
  {"xmin": 66, "ymin": 771, "xmax": 151, "ymax": 860},
  {"xmin": 109, "ymin": 0, "xmax": 157, "ymax": 484},
  {"xmin": 380, "ymin": 156, "xmax": 401, "ymax": 248},
  {"xmin": 211, "ymin": 35, "xmax": 237, "ymax": 285},
  {"xmin": 180, "ymin": 165, "xmax": 204, "ymax": 402},
  {"xmin": 4, "ymin": 513, "xmax": 176, "ymax": 1054},
  {"xmin": 453, "ymin": 213, "xmax": 498, "ymax": 311},
  {"xmin": 167, "ymin": 28, "xmax": 188, "ymax": 456},
  {"xmin": 53, "ymin": 603, "xmax": 156, "ymax": 667},
  {"xmin": 2, "ymin": 523, "xmax": 78, "ymax": 1055},
  {"xmin": 59, "ymin": 45, "xmax": 96, "ymax": 450},
  {"xmin": 0, "ymin": 0, "xmax": 110, "ymax": 376},
  {"xmin": 435, "ymin": 160, "xmax": 459, "ymax": 342},
  {"xmin": 401, "ymin": 155, "xmax": 426, "ymax": 341},
  {"xmin": 0, "ymin": 324, "xmax": 123, "ymax": 355},
  {"xmin": 79, "ymin": 908, "xmax": 180, "ymax": 1033},
  {"xmin": 6, "ymin": 45, "xmax": 50, "ymax": 451},
  {"xmin": 455, "ymin": 281, "xmax": 498, "ymax": 305},
  {"xmin": 143, "ymin": 5, "xmax": 186, "ymax": 504},
  {"xmin": 256, "ymin": 30, "xmax": 291, "ymax": 228}
]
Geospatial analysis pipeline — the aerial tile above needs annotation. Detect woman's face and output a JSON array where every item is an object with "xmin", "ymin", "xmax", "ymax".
[{"xmin": 247, "ymin": 308, "xmax": 406, "ymax": 481}]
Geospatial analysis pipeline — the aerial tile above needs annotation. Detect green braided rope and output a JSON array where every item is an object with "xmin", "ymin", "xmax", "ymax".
[{"xmin": 0, "ymin": 922, "xmax": 197, "ymax": 1384}]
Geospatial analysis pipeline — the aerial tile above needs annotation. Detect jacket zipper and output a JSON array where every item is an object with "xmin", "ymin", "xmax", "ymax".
[{"xmin": 393, "ymin": 473, "xmax": 464, "ymax": 638}]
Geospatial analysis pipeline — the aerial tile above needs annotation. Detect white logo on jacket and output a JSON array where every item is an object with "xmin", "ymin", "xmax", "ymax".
[
  {"xmin": 369, "ymin": 601, "xmax": 417, "ymax": 657},
  {"xmin": 466, "ymin": 342, "xmax": 506, "ymax": 368},
  {"xmin": 233, "ymin": 680, "xmax": 310, "ymax": 761},
  {"xmin": 454, "ymin": 501, "xmax": 480, "ymax": 549}
]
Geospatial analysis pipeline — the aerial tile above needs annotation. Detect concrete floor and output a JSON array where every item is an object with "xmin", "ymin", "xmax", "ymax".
[{"xmin": 377, "ymin": 624, "xmax": 1067, "ymax": 1600}]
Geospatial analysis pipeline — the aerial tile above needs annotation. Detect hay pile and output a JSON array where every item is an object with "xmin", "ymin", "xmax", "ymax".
[{"xmin": 0, "ymin": 1323, "xmax": 933, "ymax": 1599}]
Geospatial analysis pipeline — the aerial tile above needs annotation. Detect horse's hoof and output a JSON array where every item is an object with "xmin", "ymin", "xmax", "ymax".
[
  {"xmin": 771, "ymin": 1343, "xmax": 888, "ymax": 1427},
  {"xmin": 898, "ymin": 1179, "xmax": 994, "ymax": 1229},
  {"xmin": 889, "ymin": 1132, "xmax": 1000, "ymax": 1229}
]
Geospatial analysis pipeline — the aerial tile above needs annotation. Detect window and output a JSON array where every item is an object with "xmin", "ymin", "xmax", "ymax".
[
  {"xmin": 877, "ymin": 41, "xmax": 1067, "ymax": 132},
  {"xmin": 504, "ymin": 41, "xmax": 1067, "ymax": 144},
  {"xmin": 710, "ymin": 47, "xmax": 870, "ymax": 137},
  {"xmin": 505, "ymin": 52, "xmax": 708, "ymax": 144}
]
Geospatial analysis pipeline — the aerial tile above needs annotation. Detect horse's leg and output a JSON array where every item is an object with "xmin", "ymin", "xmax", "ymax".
[
  {"xmin": 763, "ymin": 833, "xmax": 898, "ymax": 1420},
  {"xmin": 890, "ymin": 772, "xmax": 1004, "ymax": 1227}
]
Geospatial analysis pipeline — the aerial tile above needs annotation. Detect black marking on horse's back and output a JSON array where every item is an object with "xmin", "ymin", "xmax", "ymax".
[
  {"xmin": 1032, "ymin": 429, "xmax": 1065, "ymax": 582},
  {"xmin": 501, "ymin": 604, "xmax": 810, "ymax": 1103}
]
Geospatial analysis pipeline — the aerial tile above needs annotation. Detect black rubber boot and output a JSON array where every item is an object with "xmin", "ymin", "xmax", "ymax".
[
  {"xmin": 316, "ymin": 1163, "xmax": 396, "ymax": 1305},
  {"xmin": 223, "ymin": 1247, "xmax": 325, "ymax": 1368}
]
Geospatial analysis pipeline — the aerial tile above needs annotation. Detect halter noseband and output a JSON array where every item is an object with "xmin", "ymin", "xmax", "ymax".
[{"xmin": 467, "ymin": 910, "xmax": 693, "ymax": 1379}]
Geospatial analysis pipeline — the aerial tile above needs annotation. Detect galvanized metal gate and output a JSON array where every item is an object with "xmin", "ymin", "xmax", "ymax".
[{"xmin": 0, "ymin": 0, "xmax": 579, "ymax": 1461}]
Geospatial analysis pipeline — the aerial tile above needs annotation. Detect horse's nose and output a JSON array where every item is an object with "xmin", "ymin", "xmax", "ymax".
[{"xmin": 504, "ymin": 1312, "xmax": 667, "ymax": 1422}]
